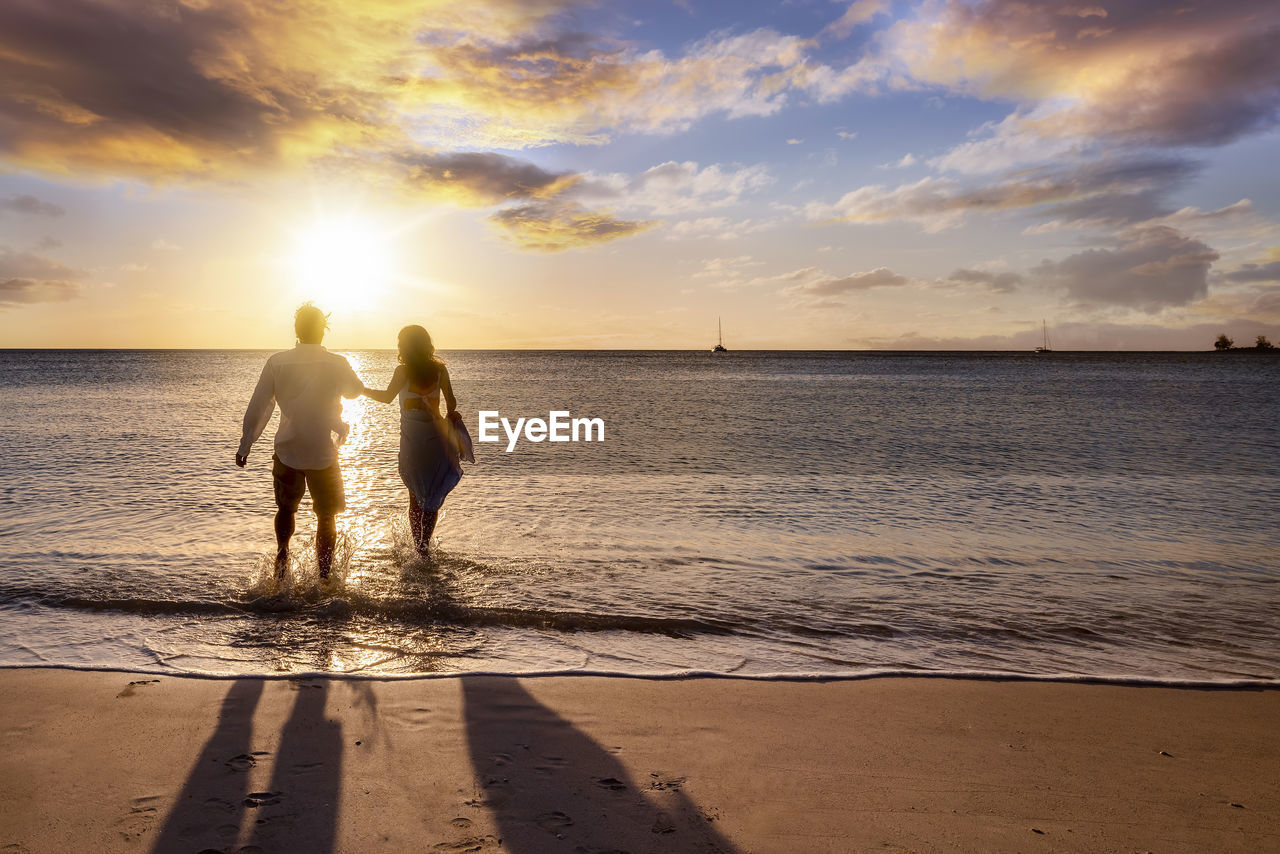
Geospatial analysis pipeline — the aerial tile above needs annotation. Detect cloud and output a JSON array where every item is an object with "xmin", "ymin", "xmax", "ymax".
[
  {"xmin": 693, "ymin": 255, "xmax": 764, "ymax": 279},
  {"xmin": 574, "ymin": 161, "xmax": 773, "ymax": 215},
  {"xmin": 0, "ymin": 194, "xmax": 63, "ymax": 217},
  {"xmin": 878, "ymin": 153, "xmax": 916, "ymax": 169},
  {"xmin": 1026, "ymin": 198, "xmax": 1263, "ymax": 240},
  {"xmin": 823, "ymin": 0, "xmax": 890, "ymax": 40},
  {"xmin": 487, "ymin": 201, "xmax": 656, "ymax": 252},
  {"xmin": 0, "ymin": 245, "xmax": 85, "ymax": 306},
  {"xmin": 1032, "ymin": 226, "xmax": 1219, "ymax": 311},
  {"xmin": 944, "ymin": 268, "xmax": 1023, "ymax": 293},
  {"xmin": 0, "ymin": 0, "xmax": 886, "ymax": 267},
  {"xmin": 810, "ymin": 156, "xmax": 1196, "ymax": 232},
  {"xmin": 0, "ymin": 0, "xmax": 893, "ymax": 175},
  {"xmin": 666, "ymin": 217, "xmax": 771, "ymax": 241},
  {"xmin": 885, "ymin": 0, "xmax": 1280, "ymax": 157},
  {"xmin": 409, "ymin": 26, "xmax": 836, "ymax": 147},
  {"xmin": 1223, "ymin": 260, "xmax": 1280, "ymax": 283},
  {"xmin": 151, "ymin": 239, "xmax": 181, "ymax": 252},
  {"xmin": 397, "ymin": 151, "xmax": 577, "ymax": 206},
  {"xmin": 0, "ymin": 0, "xmax": 423, "ymax": 179},
  {"xmin": 0, "ymin": 2, "xmax": 789, "ymax": 178},
  {"xmin": 1195, "ymin": 285, "xmax": 1280, "ymax": 321},
  {"xmin": 836, "ymin": 130, "xmax": 859, "ymax": 140},
  {"xmin": 780, "ymin": 266, "xmax": 909, "ymax": 306}
]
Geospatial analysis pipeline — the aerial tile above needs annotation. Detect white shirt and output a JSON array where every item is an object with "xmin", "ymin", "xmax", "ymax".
[{"xmin": 238, "ymin": 344, "xmax": 362, "ymax": 470}]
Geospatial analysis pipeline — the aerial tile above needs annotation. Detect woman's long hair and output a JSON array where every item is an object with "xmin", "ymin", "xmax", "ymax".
[{"xmin": 398, "ymin": 325, "xmax": 444, "ymax": 387}]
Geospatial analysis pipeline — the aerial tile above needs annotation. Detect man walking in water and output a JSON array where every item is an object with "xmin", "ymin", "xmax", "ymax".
[{"xmin": 236, "ymin": 303, "xmax": 363, "ymax": 580}]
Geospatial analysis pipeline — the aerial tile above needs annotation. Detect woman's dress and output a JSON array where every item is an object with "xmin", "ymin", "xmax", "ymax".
[{"xmin": 397, "ymin": 381, "xmax": 462, "ymax": 511}]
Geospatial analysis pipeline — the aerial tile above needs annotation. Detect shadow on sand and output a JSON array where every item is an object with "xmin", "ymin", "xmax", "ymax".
[
  {"xmin": 150, "ymin": 679, "xmax": 342, "ymax": 854},
  {"xmin": 462, "ymin": 677, "xmax": 739, "ymax": 853}
]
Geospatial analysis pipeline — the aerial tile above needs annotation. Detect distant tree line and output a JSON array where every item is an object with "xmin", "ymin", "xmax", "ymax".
[{"xmin": 1215, "ymin": 334, "xmax": 1275, "ymax": 351}]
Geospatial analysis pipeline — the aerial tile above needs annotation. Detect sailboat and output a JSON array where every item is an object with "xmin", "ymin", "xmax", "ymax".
[
  {"xmin": 1034, "ymin": 319, "xmax": 1052, "ymax": 353},
  {"xmin": 712, "ymin": 317, "xmax": 728, "ymax": 353}
]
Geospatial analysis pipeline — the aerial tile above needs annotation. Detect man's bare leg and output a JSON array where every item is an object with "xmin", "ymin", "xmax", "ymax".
[
  {"xmin": 274, "ymin": 507, "xmax": 295, "ymax": 579},
  {"xmin": 316, "ymin": 513, "xmax": 337, "ymax": 580}
]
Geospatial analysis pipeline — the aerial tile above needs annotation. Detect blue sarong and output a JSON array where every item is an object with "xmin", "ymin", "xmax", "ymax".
[{"xmin": 398, "ymin": 410, "xmax": 462, "ymax": 511}]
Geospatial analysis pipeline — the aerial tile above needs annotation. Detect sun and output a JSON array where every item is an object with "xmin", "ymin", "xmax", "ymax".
[{"xmin": 286, "ymin": 215, "xmax": 396, "ymax": 312}]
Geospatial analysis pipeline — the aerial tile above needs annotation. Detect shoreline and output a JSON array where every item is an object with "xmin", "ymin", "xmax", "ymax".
[
  {"xmin": 2, "ymin": 661, "xmax": 1278, "ymax": 689},
  {"xmin": 2, "ymin": 670, "xmax": 1277, "ymax": 852}
]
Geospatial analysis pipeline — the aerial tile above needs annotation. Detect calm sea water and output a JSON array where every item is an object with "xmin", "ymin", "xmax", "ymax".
[{"xmin": 0, "ymin": 350, "xmax": 1276, "ymax": 681}]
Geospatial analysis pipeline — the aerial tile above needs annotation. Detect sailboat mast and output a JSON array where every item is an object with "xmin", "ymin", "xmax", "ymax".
[{"xmin": 718, "ymin": 317, "xmax": 723, "ymax": 347}]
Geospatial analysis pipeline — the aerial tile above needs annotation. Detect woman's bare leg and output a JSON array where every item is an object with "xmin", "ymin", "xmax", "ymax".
[
  {"xmin": 408, "ymin": 494, "xmax": 426, "ymax": 553},
  {"xmin": 421, "ymin": 509, "xmax": 439, "ymax": 548}
]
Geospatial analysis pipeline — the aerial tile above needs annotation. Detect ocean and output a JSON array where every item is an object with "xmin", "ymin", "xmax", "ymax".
[{"xmin": 0, "ymin": 349, "xmax": 1276, "ymax": 682}]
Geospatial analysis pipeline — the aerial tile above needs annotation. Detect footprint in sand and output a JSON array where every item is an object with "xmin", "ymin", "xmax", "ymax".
[
  {"xmin": 433, "ymin": 836, "xmax": 500, "ymax": 852},
  {"xmin": 113, "ymin": 795, "xmax": 161, "ymax": 842},
  {"xmin": 288, "ymin": 681, "xmax": 324, "ymax": 691},
  {"xmin": 242, "ymin": 792, "xmax": 283, "ymax": 808},
  {"xmin": 489, "ymin": 752, "xmax": 513, "ymax": 766},
  {"xmin": 225, "ymin": 753, "xmax": 258, "ymax": 772},
  {"xmin": 646, "ymin": 775, "xmax": 687, "ymax": 792},
  {"xmin": 595, "ymin": 777, "xmax": 627, "ymax": 791},
  {"xmin": 116, "ymin": 679, "xmax": 160, "ymax": 698},
  {"xmin": 535, "ymin": 754, "xmax": 570, "ymax": 775},
  {"xmin": 202, "ymin": 797, "xmax": 239, "ymax": 815},
  {"xmin": 651, "ymin": 811, "xmax": 676, "ymax": 834},
  {"xmin": 450, "ymin": 818, "xmax": 473, "ymax": 829}
]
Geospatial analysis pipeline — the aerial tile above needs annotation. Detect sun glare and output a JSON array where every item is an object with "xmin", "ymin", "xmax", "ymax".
[{"xmin": 287, "ymin": 216, "xmax": 395, "ymax": 312}]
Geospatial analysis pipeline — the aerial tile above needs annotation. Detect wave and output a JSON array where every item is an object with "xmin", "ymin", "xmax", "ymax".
[
  {"xmin": 1, "ymin": 589, "xmax": 736, "ymax": 637},
  {"xmin": 1, "ymin": 661, "xmax": 1276, "ymax": 689}
]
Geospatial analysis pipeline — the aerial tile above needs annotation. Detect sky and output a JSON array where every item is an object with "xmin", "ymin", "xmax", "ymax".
[{"xmin": 1, "ymin": 0, "xmax": 1279, "ymax": 349}]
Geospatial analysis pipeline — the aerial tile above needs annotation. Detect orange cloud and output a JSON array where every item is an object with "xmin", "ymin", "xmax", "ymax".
[{"xmin": 488, "ymin": 202, "xmax": 657, "ymax": 252}]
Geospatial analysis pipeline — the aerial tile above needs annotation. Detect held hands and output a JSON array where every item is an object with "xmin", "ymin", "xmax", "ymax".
[{"xmin": 235, "ymin": 453, "xmax": 247, "ymax": 468}]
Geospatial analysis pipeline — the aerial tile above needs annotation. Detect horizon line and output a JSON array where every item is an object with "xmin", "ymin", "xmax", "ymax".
[{"xmin": 0, "ymin": 346, "xmax": 1254, "ymax": 354}]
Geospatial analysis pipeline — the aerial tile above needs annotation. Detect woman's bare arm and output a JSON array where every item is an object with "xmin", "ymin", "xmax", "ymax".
[
  {"xmin": 361, "ymin": 365, "xmax": 406, "ymax": 404},
  {"xmin": 440, "ymin": 365, "xmax": 458, "ymax": 415}
]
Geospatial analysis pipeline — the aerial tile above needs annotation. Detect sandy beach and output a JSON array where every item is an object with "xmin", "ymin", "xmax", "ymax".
[{"xmin": 0, "ymin": 671, "xmax": 1275, "ymax": 853}]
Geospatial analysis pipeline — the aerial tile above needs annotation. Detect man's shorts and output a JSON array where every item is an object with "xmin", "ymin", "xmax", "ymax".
[{"xmin": 272, "ymin": 454, "xmax": 346, "ymax": 516}]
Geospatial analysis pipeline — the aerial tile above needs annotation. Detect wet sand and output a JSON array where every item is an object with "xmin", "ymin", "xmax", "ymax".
[{"xmin": 0, "ymin": 670, "xmax": 1276, "ymax": 853}]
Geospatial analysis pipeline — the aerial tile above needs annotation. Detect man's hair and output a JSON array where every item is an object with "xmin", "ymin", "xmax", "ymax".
[{"xmin": 294, "ymin": 302, "xmax": 329, "ymax": 343}]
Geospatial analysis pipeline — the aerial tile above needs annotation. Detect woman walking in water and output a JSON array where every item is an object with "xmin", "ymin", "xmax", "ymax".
[{"xmin": 362, "ymin": 326, "xmax": 471, "ymax": 554}]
